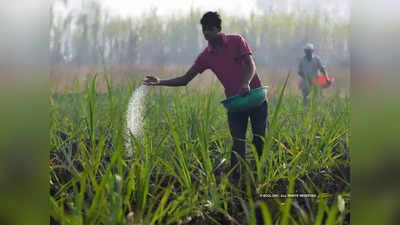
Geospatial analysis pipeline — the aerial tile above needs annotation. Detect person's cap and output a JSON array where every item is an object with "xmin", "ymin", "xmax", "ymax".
[{"xmin": 304, "ymin": 43, "xmax": 314, "ymax": 50}]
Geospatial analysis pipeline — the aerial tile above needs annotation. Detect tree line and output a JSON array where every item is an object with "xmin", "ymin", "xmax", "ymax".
[{"xmin": 50, "ymin": 1, "xmax": 349, "ymax": 70}]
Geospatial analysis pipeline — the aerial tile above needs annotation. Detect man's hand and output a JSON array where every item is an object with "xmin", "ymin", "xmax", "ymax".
[
  {"xmin": 238, "ymin": 83, "xmax": 250, "ymax": 96},
  {"xmin": 325, "ymin": 75, "xmax": 331, "ymax": 85},
  {"xmin": 143, "ymin": 75, "xmax": 160, "ymax": 86}
]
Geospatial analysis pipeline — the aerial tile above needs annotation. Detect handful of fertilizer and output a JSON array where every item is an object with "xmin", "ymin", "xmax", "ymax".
[{"xmin": 125, "ymin": 85, "xmax": 149, "ymax": 153}]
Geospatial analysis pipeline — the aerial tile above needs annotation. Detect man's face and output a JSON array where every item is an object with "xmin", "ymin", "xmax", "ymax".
[
  {"xmin": 202, "ymin": 25, "xmax": 219, "ymax": 41},
  {"xmin": 304, "ymin": 49, "xmax": 313, "ymax": 58}
]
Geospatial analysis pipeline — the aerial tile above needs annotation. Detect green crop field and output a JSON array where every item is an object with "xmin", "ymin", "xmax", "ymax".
[{"xmin": 50, "ymin": 72, "xmax": 350, "ymax": 225}]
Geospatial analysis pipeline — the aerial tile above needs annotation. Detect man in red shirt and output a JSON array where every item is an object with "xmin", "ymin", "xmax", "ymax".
[{"xmin": 144, "ymin": 11, "xmax": 268, "ymax": 183}]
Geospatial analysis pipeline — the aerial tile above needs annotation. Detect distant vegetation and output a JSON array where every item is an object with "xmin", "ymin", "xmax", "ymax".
[{"xmin": 50, "ymin": 1, "xmax": 349, "ymax": 69}]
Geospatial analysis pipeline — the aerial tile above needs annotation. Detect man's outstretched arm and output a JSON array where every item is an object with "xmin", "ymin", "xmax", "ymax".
[{"xmin": 143, "ymin": 66, "xmax": 199, "ymax": 86}]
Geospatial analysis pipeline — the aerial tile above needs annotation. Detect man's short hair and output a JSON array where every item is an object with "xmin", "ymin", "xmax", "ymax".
[{"xmin": 200, "ymin": 11, "xmax": 222, "ymax": 30}]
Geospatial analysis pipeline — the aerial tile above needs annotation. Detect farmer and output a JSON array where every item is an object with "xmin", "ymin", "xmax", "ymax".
[
  {"xmin": 143, "ymin": 11, "xmax": 268, "ymax": 183},
  {"xmin": 297, "ymin": 43, "xmax": 330, "ymax": 104}
]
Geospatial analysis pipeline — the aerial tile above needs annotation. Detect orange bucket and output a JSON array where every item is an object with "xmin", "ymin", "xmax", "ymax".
[{"xmin": 313, "ymin": 75, "xmax": 334, "ymax": 88}]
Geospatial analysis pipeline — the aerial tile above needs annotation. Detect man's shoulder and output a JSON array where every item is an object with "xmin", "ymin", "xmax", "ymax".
[
  {"xmin": 225, "ymin": 33, "xmax": 245, "ymax": 42},
  {"xmin": 225, "ymin": 33, "xmax": 241, "ymax": 38},
  {"xmin": 198, "ymin": 47, "xmax": 210, "ymax": 57},
  {"xmin": 312, "ymin": 55, "xmax": 321, "ymax": 61}
]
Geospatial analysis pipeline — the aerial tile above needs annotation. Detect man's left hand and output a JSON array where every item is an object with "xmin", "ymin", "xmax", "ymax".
[{"xmin": 238, "ymin": 83, "xmax": 250, "ymax": 96}]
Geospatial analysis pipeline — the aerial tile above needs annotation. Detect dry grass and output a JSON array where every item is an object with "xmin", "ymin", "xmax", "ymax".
[{"xmin": 50, "ymin": 63, "xmax": 350, "ymax": 97}]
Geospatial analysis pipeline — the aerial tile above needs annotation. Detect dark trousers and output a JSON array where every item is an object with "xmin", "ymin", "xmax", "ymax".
[{"xmin": 227, "ymin": 101, "xmax": 268, "ymax": 182}]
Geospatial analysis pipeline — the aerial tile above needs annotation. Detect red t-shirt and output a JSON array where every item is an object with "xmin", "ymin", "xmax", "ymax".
[{"xmin": 192, "ymin": 32, "xmax": 263, "ymax": 97}]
